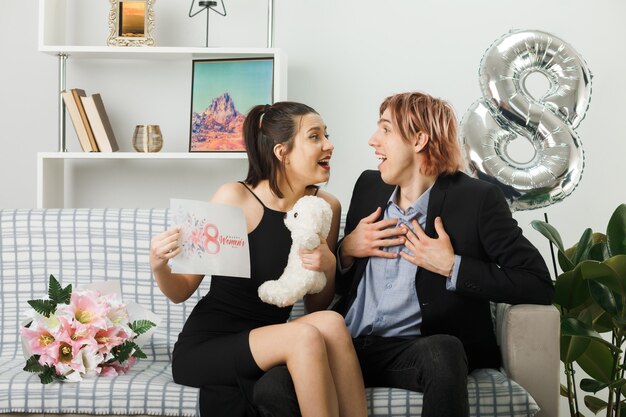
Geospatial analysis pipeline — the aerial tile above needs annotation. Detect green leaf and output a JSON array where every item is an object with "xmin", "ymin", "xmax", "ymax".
[
  {"xmin": 557, "ymin": 252, "xmax": 575, "ymax": 274},
  {"xmin": 589, "ymin": 241, "xmax": 609, "ymax": 262},
  {"xmin": 532, "ymin": 220, "xmax": 575, "ymax": 271},
  {"xmin": 554, "ymin": 268, "xmax": 590, "ymax": 310},
  {"xmin": 48, "ymin": 275, "xmax": 63, "ymax": 302},
  {"xmin": 47, "ymin": 275, "xmax": 72, "ymax": 305},
  {"xmin": 27, "ymin": 299, "xmax": 56, "ymax": 318},
  {"xmin": 614, "ymin": 317, "xmax": 626, "ymax": 329},
  {"xmin": 566, "ymin": 232, "xmax": 606, "ymax": 262},
  {"xmin": 23, "ymin": 355, "xmax": 64, "ymax": 384},
  {"xmin": 561, "ymin": 335, "xmax": 590, "ymax": 363},
  {"xmin": 38, "ymin": 366, "xmax": 63, "ymax": 384},
  {"xmin": 23, "ymin": 355, "xmax": 45, "ymax": 373},
  {"xmin": 605, "ymin": 255, "xmax": 626, "ymax": 295},
  {"xmin": 39, "ymin": 372, "xmax": 54, "ymax": 384},
  {"xmin": 532, "ymin": 220, "xmax": 566, "ymax": 251},
  {"xmin": 592, "ymin": 310, "xmax": 614, "ymax": 333},
  {"xmin": 580, "ymin": 378, "xmax": 608, "ymax": 393},
  {"xmin": 111, "ymin": 341, "xmax": 134, "ymax": 363},
  {"xmin": 573, "ymin": 228, "xmax": 593, "ymax": 264},
  {"xmin": 562, "ymin": 318, "xmax": 620, "ymax": 353},
  {"xmin": 581, "ymin": 260, "xmax": 623, "ymax": 295},
  {"xmin": 130, "ymin": 320, "xmax": 156, "ymax": 336},
  {"xmin": 570, "ymin": 302, "xmax": 613, "ymax": 334},
  {"xmin": 131, "ymin": 344, "xmax": 147, "ymax": 359},
  {"xmin": 607, "ymin": 204, "xmax": 626, "ymax": 257},
  {"xmin": 577, "ymin": 340, "xmax": 616, "ymax": 384},
  {"xmin": 584, "ymin": 395, "xmax": 608, "ymax": 414},
  {"xmin": 577, "ymin": 307, "xmax": 595, "ymax": 326},
  {"xmin": 587, "ymin": 280, "xmax": 619, "ymax": 316}
]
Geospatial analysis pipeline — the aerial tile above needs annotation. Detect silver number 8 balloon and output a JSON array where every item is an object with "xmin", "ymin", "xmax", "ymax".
[{"xmin": 461, "ymin": 29, "xmax": 592, "ymax": 211}]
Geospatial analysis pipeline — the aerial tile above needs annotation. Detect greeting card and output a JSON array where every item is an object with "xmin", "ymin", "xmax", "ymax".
[{"xmin": 169, "ymin": 199, "xmax": 250, "ymax": 278}]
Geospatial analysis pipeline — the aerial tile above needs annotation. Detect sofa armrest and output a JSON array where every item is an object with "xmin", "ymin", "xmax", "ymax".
[{"xmin": 496, "ymin": 304, "xmax": 560, "ymax": 417}]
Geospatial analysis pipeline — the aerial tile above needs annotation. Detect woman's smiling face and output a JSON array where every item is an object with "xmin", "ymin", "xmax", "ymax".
[{"xmin": 282, "ymin": 113, "xmax": 334, "ymax": 187}]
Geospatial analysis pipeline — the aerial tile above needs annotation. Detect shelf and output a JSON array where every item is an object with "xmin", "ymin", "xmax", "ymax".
[
  {"xmin": 39, "ymin": 46, "xmax": 282, "ymax": 60},
  {"xmin": 37, "ymin": 152, "xmax": 249, "ymax": 208},
  {"xmin": 38, "ymin": 152, "xmax": 248, "ymax": 160}
]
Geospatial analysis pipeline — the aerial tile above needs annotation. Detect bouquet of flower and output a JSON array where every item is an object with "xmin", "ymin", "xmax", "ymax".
[{"xmin": 20, "ymin": 275, "xmax": 156, "ymax": 384}]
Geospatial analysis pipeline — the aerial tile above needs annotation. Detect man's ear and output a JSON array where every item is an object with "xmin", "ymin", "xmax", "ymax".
[{"xmin": 414, "ymin": 132, "xmax": 429, "ymax": 153}]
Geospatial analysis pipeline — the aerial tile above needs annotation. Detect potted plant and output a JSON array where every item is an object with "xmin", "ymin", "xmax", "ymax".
[{"xmin": 532, "ymin": 204, "xmax": 626, "ymax": 417}]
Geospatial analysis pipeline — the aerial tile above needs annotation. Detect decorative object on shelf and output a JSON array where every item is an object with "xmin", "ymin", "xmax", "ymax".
[
  {"xmin": 108, "ymin": 0, "xmax": 156, "ymax": 47},
  {"xmin": 132, "ymin": 125, "xmax": 163, "ymax": 152},
  {"xmin": 62, "ymin": 88, "xmax": 99, "ymax": 152},
  {"xmin": 62, "ymin": 89, "xmax": 120, "ymax": 153},
  {"xmin": 80, "ymin": 93, "xmax": 120, "ymax": 152},
  {"xmin": 460, "ymin": 29, "xmax": 592, "ymax": 212},
  {"xmin": 188, "ymin": 0, "xmax": 227, "ymax": 47},
  {"xmin": 190, "ymin": 58, "xmax": 274, "ymax": 152}
]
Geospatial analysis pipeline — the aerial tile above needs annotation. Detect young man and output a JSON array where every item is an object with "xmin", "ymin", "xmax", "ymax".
[{"xmin": 254, "ymin": 91, "xmax": 554, "ymax": 417}]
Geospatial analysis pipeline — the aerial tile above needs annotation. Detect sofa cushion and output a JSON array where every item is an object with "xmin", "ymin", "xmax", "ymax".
[
  {"xmin": 366, "ymin": 369, "xmax": 539, "ymax": 417},
  {"xmin": 0, "ymin": 354, "xmax": 199, "ymax": 415}
]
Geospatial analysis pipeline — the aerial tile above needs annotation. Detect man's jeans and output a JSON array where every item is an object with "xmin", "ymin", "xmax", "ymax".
[{"xmin": 253, "ymin": 334, "xmax": 469, "ymax": 417}]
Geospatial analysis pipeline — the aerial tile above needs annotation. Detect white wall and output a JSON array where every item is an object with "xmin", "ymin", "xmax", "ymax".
[{"xmin": 2, "ymin": 1, "xmax": 626, "ymax": 415}]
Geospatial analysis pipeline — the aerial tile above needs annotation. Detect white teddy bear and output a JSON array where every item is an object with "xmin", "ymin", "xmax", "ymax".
[{"xmin": 258, "ymin": 195, "xmax": 333, "ymax": 307}]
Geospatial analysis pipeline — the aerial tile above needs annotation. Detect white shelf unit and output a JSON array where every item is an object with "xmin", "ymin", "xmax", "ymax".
[{"xmin": 37, "ymin": 0, "xmax": 287, "ymax": 208}]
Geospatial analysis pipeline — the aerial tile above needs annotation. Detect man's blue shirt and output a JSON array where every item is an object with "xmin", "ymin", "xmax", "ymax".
[{"xmin": 344, "ymin": 185, "xmax": 461, "ymax": 338}]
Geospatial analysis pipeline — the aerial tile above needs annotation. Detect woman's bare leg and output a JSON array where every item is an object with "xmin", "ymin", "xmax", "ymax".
[
  {"xmin": 250, "ymin": 321, "xmax": 339, "ymax": 417},
  {"xmin": 295, "ymin": 310, "xmax": 368, "ymax": 417}
]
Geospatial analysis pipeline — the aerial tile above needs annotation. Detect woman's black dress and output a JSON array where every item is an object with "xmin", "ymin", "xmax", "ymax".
[{"xmin": 172, "ymin": 184, "xmax": 294, "ymax": 416}]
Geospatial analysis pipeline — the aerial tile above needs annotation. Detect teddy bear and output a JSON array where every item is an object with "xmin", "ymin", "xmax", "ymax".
[{"xmin": 258, "ymin": 195, "xmax": 333, "ymax": 307}]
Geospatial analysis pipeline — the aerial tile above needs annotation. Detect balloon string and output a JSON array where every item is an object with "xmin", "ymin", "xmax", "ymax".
[{"xmin": 544, "ymin": 212, "xmax": 559, "ymax": 280}]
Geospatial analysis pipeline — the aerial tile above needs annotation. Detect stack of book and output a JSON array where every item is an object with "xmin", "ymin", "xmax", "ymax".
[{"xmin": 62, "ymin": 88, "xmax": 120, "ymax": 152}]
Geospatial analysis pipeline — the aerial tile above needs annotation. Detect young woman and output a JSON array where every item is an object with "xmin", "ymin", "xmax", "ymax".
[{"xmin": 149, "ymin": 102, "xmax": 367, "ymax": 417}]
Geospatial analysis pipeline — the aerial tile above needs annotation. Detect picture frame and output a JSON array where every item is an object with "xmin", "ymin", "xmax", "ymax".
[
  {"xmin": 189, "ymin": 58, "xmax": 275, "ymax": 152},
  {"xmin": 107, "ymin": 0, "xmax": 156, "ymax": 47}
]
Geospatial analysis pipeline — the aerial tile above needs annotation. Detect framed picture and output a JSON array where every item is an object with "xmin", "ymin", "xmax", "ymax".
[
  {"xmin": 189, "ymin": 58, "xmax": 274, "ymax": 152},
  {"xmin": 107, "ymin": 0, "xmax": 156, "ymax": 46}
]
